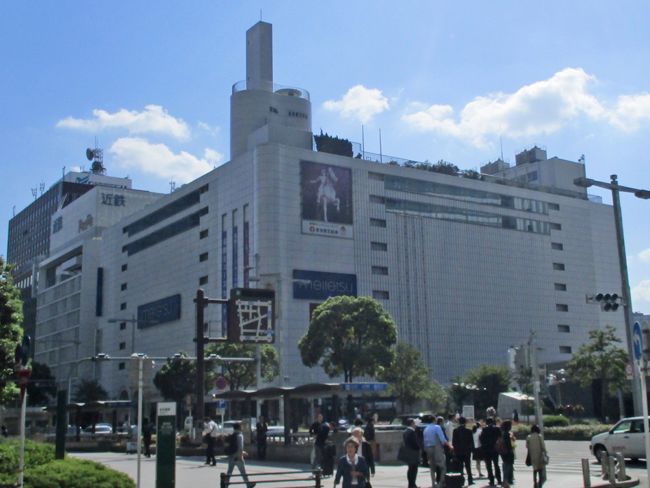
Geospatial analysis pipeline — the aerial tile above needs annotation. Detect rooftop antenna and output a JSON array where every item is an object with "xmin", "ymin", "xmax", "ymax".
[
  {"xmin": 31, "ymin": 188, "xmax": 37, "ymax": 200},
  {"xmin": 86, "ymin": 142, "xmax": 106, "ymax": 175},
  {"xmin": 39, "ymin": 182, "xmax": 45, "ymax": 195},
  {"xmin": 500, "ymin": 136, "xmax": 504, "ymax": 161},
  {"xmin": 379, "ymin": 128, "xmax": 383, "ymax": 163},
  {"xmin": 62, "ymin": 166, "xmax": 66, "ymax": 179},
  {"xmin": 361, "ymin": 125, "xmax": 365, "ymax": 159},
  {"xmin": 169, "ymin": 181, "xmax": 176, "ymax": 193}
]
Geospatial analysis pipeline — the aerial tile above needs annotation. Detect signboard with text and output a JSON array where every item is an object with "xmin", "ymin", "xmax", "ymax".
[{"xmin": 293, "ymin": 270, "xmax": 357, "ymax": 300}]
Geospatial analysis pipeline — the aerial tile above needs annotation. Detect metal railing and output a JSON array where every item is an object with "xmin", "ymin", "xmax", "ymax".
[
  {"xmin": 220, "ymin": 469, "xmax": 322, "ymax": 488},
  {"xmin": 231, "ymin": 80, "xmax": 310, "ymax": 101}
]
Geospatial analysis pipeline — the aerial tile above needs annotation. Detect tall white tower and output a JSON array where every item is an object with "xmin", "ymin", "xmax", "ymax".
[{"xmin": 230, "ymin": 21, "xmax": 313, "ymax": 159}]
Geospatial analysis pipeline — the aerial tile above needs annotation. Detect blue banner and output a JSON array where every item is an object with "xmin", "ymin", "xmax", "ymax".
[
  {"xmin": 293, "ymin": 269, "xmax": 357, "ymax": 300},
  {"xmin": 137, "ymin": 294, "xmax": 181, "ymax": 328}
]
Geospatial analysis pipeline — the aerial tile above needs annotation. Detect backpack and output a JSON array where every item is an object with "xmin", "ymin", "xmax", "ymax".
[
  {"xmin": 495, "ymin": 435, "xmax": 507, "ymax": 456},
  {"xmin": 224, "ymin": 432, "xmax": 238, "ymax": 455}
]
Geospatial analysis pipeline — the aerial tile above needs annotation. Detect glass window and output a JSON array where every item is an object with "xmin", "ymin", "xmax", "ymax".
[
  {"xmin": 200, "ymin": 229, "xmax": 209, "ymax": 239},
  {"xmin": 119, "ymin": 342, "xmax": 126, "ymax": 350},
  {"xmin": 199, "ymin": 275, "xmax": 208, "ymax": 285},
  {"xmin": 553, "ymin": 263, "xmax": 566, "ymax": 271},
  {"xmin": 121, "ymin": 264, "xmax": 127, "ymax": 272},
  {"xmin": 371, "ymin": 242, "xmax": 388, "ymax": 251},
  {"xmin": 118, "ymin": 362, "xmax": 125, "ymax": 370},
  {"xmin": 549, "ymin": 203, "xmax": 560, "ymax": 211},
  {"xmin": 373, "ymin": 290, "xmax": 389, "ymax": 300},
  {"xmin": 372, "ymin": 266, "xmax": 389, "ymax": 275},
  {"xmin": 123, "ymin": 189, "xmax": 202, "ymax": 237},
  {"xmin": 370, "ymin": 218, "xmax": 387, "ymax": 228},
  {"xmin": 612, "ymin": 421, "xmax": 632, "ymax": 434},
  {"xmin": 120, "ymin": 283, "xmax": 127, "ymax": 291},
  {"xmin": 559, "ymin": 346, "xmax": 572, "ymax": 354},
  {"xmin": 120, "ymin": 302, "xmax": 127, "ymax": 310},
  {"xmin": 551, "ymin": 242, "xmax": 564, "ymax": 250},
  {"xmin": 554, "ymin": 283, "xmax": 567, "ymax": 291},
  {"xmin": 557, "ymin": 324, "xmax": 571, "ymax": 333},
  {"xmin": 550, "ymin": 222, "xmax": 562, "ymax": 230},
  {"xmin": 369, "ymin": 195, "xmax": 385, "ymax": 204},
  {"xmin": 556, "ymin": 304, "xmax": 569, "ymax": 312},
  {"xmin": 199, "ymin": 252, "xmax": 209, "ymax": 262}
]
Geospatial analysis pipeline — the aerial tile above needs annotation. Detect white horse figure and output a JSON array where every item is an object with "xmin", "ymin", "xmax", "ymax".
[{"xmin": 311, "ymin": 167, "xmax": 340, "ymax": 222}]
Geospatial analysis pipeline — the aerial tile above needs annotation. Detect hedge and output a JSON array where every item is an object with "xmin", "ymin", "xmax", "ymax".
[
  {"xmin": 25, "ymin": 459, "xmax": 134, "ymax": 488},
  {"xmin": 0, "ymin": 440, "xmax": 134, "ymax": 488},
  {"xmin": 512, "ymin": 423, "xmax": 611, "ymax": 441}
]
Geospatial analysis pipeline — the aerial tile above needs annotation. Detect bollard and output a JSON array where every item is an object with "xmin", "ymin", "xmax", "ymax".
[
  {"xmin": 581, "ymin": 458, "xmax": 591, "ymax": 488},
  {"xmin": 614, "ymin": 452, "xmax": 626, "ymax": 481},
  {"xmin": 600, "ymin": 452, "xmax": 609, "ymax": 480},
  {"xmin": 608, "ymin": 455, "xmax": 616, "ymax": 483}
]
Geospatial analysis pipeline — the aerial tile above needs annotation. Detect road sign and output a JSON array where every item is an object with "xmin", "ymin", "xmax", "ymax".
[{"xmin": 633, "ymin": 322, "xmax": 643, "ymax": 362}]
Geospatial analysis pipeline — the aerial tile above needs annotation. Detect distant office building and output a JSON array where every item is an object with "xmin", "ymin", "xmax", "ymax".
[
  {"xmin": 23, "ymin": 22, "xmax": 628, "ymax": 408},
  {"xmin": 6, "ymin": 169, "xmax": 131, "ymax": 346}
]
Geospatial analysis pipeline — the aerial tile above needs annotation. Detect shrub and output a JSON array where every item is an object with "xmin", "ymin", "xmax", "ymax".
[
  {"xmin": 25, "ymin": 459, "xmax": 135, "ymax": 488},
  {"xmin": 543, "ymin": 414, "xmax": 570, "ymax": 427},
  {"xmin": 0, "ymin": 440, "xmax": 55, "ymax": 477}
]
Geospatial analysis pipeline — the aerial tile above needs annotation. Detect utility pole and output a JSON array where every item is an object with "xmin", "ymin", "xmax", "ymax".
[
  {"xmin": 528, "ymin": 332, "xmax": 544, "ymax": 431},
  {"xmin": 574, "ymin": 175, "xmax": 650, "ymax": 415}
]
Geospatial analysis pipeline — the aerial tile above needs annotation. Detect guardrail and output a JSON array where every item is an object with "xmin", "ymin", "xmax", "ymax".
[{"xmin": 220, "ymin": 469, "xmax": 322, "ymax": 488}]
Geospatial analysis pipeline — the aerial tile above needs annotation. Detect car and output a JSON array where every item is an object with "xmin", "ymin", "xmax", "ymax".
[
  {"xmin": 220, "ymin": 420, "xmax": 244, "ymax": 435},
  {"xmin": 81, "ymin": 423, "xmax": 113, "ymax": 438},
  {"xmin": 590, "ymin": 416, "xmax": 647, "ymax": 463}
]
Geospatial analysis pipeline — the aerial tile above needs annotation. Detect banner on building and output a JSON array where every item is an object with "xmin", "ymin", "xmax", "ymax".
[{"xmin": 300, "ymin": 161, "xmax": 353, "ymax": 239}]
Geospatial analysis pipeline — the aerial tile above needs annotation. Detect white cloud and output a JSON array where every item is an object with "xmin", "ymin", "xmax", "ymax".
[
  {"xmin": 109, "ymin": 137, "xmax": 212, "ymax": 183},
  {"xmin": 323, "ymin": 85, "xmax": 390, "ymax": 123},
  {"xmin": 609, "ymin": 93, "xmax": 650, "ymax": 131},
  {"xmin": 639, "ymin": 248, "xmax": 650, "ymax": 263},
  {"xmin": 57, "ymin": 105, "xmax": 190, "ymax": 140},
  {"xmin": 198, "ymin": 121, "xmax": 221, "ymax": 137},
  {"xmin": 402, "ymin": 67, "xmax": 605, "ymax": 147},
  {"xmin": 203, "ymin": 148, "xmax": 224, "ymax": 167},
  {"xmin": 632, "ymin": 280, "xmax": 650, "ymax": 306}
]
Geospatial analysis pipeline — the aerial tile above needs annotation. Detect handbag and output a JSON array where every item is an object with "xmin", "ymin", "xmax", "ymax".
[
  {"xmin": 543, "ymin": 452, "xmax": 549, "ymax": 465},
  {"xmin": 525, "ymin": 452, "xmax": 531, "ymax": 466},
  {"xmin": 397, "ymin": 444, "xmax": 420, "ymax": 465}
]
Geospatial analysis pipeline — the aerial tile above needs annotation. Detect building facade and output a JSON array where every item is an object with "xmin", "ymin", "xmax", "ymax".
[{"xmin": 11, "ymin": 21, "xmax": 629, "ymax": 408}]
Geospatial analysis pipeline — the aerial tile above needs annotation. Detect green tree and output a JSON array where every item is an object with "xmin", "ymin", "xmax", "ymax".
[
  {"xmin": 380, "ymin": 342, "xmax": 430, "ymax": 412},
  {"xmin": 566, "ymin": 325, "xmax": 628, "ymax": 421},
  {"xmin": 0, "ymin": 257, "xmax": 24, "ymax": 403},
  {"xmin": 428, "ymin": 380, "xmax": 448, "ymax": 413},
  {"xmin": 299, "ymin": 296, "xmax": 397, "ymax": 382},
  {"xmin": 153, "ymin": 353, "xmax": 196, "ymax": 405},
  {"xmin": 27, "ymin": 362, "xmax": 57, "ymax": 406},
  {"xmin": 73, "ymin": 379, "xmax": 108, "ymax": 403},
  {"xmin": 462, "ymin": 364, "xmax": 511, "ymax": 413},
  {"xmin": 205, "ymin": 343, "xmax": 280, "ymax": 391}
]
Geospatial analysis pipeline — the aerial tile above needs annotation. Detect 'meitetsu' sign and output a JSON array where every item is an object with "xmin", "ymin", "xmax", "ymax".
[{"xmin": 292, "ymin": 270, "xmax": 357, "ymax": 300}]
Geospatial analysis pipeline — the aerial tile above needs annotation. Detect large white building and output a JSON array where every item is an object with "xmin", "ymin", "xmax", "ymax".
[{"xmin": 32, "ymin": 21, "xmax": 625, "ymax": 406}]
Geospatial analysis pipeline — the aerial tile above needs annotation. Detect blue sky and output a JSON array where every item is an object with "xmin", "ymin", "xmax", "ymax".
[{"xmin": 1, "ymin": 1, "xmax": 649, "ymax": 313}]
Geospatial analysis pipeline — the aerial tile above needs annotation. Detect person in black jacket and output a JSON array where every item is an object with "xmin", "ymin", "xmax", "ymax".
[
  {"xmin": 500, "ymin": 420, "xmax": 515, "ymax": 488},
  {"xmin": 452, "ymin": 416, "xmax": 474, "ymax": 485},
  {"xmin": 309, "ymin": 413, "xmax": 330, "ymax": 470},
  {"xmin": 403, "ymin": 418, "xmax": 421, "ymax": 488},
  {"xmin": 350, "ymin": 427, "xmax": 375, "ymax": 477},
  {"xmin": 334, "ymin": 437, "xmax": 370, "ymax": 488},
  {"xmin": 479, "ymin": 417, "xmax": 502, "ymax": 486}
]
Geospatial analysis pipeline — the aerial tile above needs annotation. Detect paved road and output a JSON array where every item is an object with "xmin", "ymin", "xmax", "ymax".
[{"xmin": 73, "ymin": 441, "xmax": 647, "ymax": 487}]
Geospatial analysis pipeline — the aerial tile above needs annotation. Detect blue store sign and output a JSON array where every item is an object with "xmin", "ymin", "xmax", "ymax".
[
  {"xmin": 293, "ymin": 270, "xmax": 357, "ymax": 300},
  {"xmin": 137, "ymin": 294, "xmax": 181, "ymax": 328},
  {"xmin": 341, "ymin": 383, "xmax": 388, "ymax": 392}
]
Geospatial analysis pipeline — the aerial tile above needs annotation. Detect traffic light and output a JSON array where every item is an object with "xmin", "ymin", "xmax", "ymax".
[{"xmin": 594, "ymin": 292, "xmax": 620, "ymax": 311}]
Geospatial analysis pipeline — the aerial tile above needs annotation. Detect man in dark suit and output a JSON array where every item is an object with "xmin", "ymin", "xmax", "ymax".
[
  {"xmin": 403, "ymin": 418, "xmax": 421, "ymax": 488},
  {"xmin": 452, "ymin": 416, "xmax": 475, "ymax": 485},
  {"xmin": 479, "ymin": 417, "xmax": 502, "ymax": 486}
]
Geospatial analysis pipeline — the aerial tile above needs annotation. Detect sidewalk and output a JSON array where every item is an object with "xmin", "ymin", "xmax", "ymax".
[{"xmin": 73, "ymin": 451, "xmax": 637, "ymax": 488}]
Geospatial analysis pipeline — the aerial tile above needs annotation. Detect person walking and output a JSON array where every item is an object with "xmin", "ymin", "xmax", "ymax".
[
  {"xmin": 479, "ymin": 417, "xmax": 502, "ymax": 487},
  {"xmin": 255, "ymin": 416, "xmax": 268, "ymax": 460},
  {"xmin": 365, "ymin": 414, "xmax": 377, "ymax": 460},
  {"xmin": 202, "ymin": 416, "xmax": 218, "ymax": 466},
  {"xmin": 472, "ymin": 420, "xmax": 485, "ymax": 479},
  {"xmin": 499, "ymin": 420, "xmax": 516, "ymax": 488},
  {"xmin": 526, "ymin": 424, "xmax": 548, "ymax": 488},
  {"xmin": 309, "ymin": 413, "xmax": 330, "ymax": 470},
  {"xmin": 451, "ymin": 416, "xmax": 474, "ymax": 485},
  {"xmin": 402, "ymin": 418, "xmax": 421, "ymax": 488},
  {"xmin": 142, "ymin": 418, "xmax": 153, "ymax": 458},
  {"xmin": 334, "ymin": 437, "xmax": 370, "ymax": 488},
  {"xmin": 224, "ymin": 422, "xmax": 255, "ymax": 488},
  {"xmin": 350, "ymin": 427, "xmax": 375, "ymax": 477},
  {"xmin": 424, "ymin": 416, "xmax": 452, "ymax": 488}
]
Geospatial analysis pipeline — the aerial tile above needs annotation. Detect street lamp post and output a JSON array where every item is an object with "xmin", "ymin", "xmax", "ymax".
[{"xmin": 574, "ymin": 175, "xmax": 650, "ymax": 416}]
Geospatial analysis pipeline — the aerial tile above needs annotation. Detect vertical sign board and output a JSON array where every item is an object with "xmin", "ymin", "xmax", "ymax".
[{"xmin": 156, "ymin": 402, "xmax": 176, "ymax": 488}]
